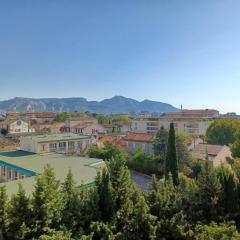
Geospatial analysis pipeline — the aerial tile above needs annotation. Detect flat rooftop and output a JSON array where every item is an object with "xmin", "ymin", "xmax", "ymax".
[
  {"xmin": 21, "ymin": 133, "xmax": 91, "ymax": 143},
  {"xmin": 0, "ymin": 150, "xmax": 104, "ymax": 196}
]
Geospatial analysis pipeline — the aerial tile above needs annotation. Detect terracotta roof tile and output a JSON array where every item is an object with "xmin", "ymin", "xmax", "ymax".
[{"xmin": 123, "ymin": 133, "xmax": 155, "ymax": 143}]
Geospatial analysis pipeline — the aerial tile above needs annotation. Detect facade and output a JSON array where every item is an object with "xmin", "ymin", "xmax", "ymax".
[
  {"xmin": 20, "ymin": 133, "xmax": 92, "ymax": 154},
  {"xmin": 131, "ymin": 109, "xmax": 219, "ymax": 136},
  {"xmin": 9, "ymin": 120, "xmax": 29, "ymax": 134},
  {"xmin": 36, "ymin": 122, "xmax": 65, "ymax": 134},
  {"xmin": 191, "ymin": 143, "xmax": 232, "ymax": 167},
  {"xmin": 123, "ymin": 133, "xmax": 155, "ymax": 154},
  {"xmin": 20, "ymin": 112, "xmax": 57, "ymax": 124}
]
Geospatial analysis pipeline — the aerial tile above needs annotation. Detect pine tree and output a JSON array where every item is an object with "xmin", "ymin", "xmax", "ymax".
[
  {"xmin": 216, "ymin": 165, "xmax": 239, "ymax": 218},
  {"xmin": 108, "ymin": 155, "xmax": 134, "ymax": 212},
  {"xmin": 32, "ymin": 164, "xmax": 63, "ymax": 237},
  {"xmin": 61, "ymin": 169, "xmax": 80, "ymax": 235},
  {"xmin": 196, "ymin": 160, "xmax": 222, "ymax": 221},
  {"xmin": 165, "ymin": 122, "xmax": 179, "ymax": 185},
  {"xmin": 0, "ymin": 186, "xmax": 8, "ymax": 238},
  {"xmin": 115, "ymin": 192, "xmax": 156, "ymax": 240},
  {"xmin": 95, "ymin": 169, "xmax": 115, "ymax": 222},
  {"xmin": 6, "ymin": 183, "xmax": 32, "ymax": 240}
]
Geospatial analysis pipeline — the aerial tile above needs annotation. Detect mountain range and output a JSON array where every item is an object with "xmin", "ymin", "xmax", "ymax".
[{"xmin": 0, "ymin": 96, "xmax": 179, "ymax": 114}]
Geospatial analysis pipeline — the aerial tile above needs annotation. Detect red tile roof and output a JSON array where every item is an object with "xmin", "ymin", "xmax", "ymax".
[{"xmin": 123, "ymin": 133, "xmax": 155, "ymax": 143}]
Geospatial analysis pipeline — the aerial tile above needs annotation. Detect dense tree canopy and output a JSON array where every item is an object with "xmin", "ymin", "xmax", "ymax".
[{"xmin": 206, "ymin": 118, "xmax": 240, "ymax": 145}]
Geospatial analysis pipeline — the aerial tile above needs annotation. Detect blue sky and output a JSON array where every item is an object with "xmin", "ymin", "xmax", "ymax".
[{"xmin": 0, "ymin": 1, "xmax": 240, "ymax": 113}]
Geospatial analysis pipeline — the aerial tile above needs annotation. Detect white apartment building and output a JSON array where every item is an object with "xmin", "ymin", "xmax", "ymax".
[
  {"xmin": 20, "ymin": 133, "xmax": 92, "ymax": 154},
  {"xmin": 131, "ymin": 109, "xmax": 219, "ymax": 136}
]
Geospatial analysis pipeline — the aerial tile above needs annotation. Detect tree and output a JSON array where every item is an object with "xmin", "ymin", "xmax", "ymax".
[
  {"xmin": 206, "ymin": 118, "xmax": 240, "ymax": 145},
  {"xmin": 0, "ymin": 186, "xmax": 8, "ymax": 238},
  {"xmin": 53, "ymin": 112, "xmax": 70, "ymax": 122},
  {"xmin": 195, "ymin": 160, "xmax": 222, "ymax": 221},
  {"xmin": 216, "ymin": 165, "xmax": 239, "ymax": 218},
  {"xmin": 153, "ymin": 126, "xmax": 168, "ymax": 160},
  {"xmin": 32, "ymin": 164, "xmax": 63, "ymax": 238},
  {"xmin": 165, "ymin": 122, "xmax": 179, "ymax": 185},
  {"xmin": 108, "ymin": 155, "xmax": 134, "ymax": 212},
  {"xmin": 6, "ymin": 184, "xmax": 32, "ymax": 240},
  {"xmin": 95, "ymin": 169, "xmax": 115, "ymax": 222},
  {"xmin": 147, "ymin": 176, "xmax": 181, "ymax": 239},
  {"xmin": 231, "ymin": 130, "xmax": 240, "ymax": 158},
  {"xmin": 193, "ymin": 221, "xmax": 240, "ymax": 240},
  {"xmin": 115, "ymin": 193, "xmax": 156, "ymax": 240},
  {"xmin": 61, "ymin": 169, "xmax": 80, "ymax": 235}
]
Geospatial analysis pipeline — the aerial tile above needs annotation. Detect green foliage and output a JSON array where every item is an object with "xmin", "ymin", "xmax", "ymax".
[
  {"xmin": 88, "ymin": 142, "xmax": 127, "ymax": 161},
  {"xmin": 0, "ymin": 186, "xmax": 7, "ymax": 237},
  {"xmin": 165, "ymin": 122, "xmax": 179, "ymax": 185},
  {"xmin": 95, "ymin": 170, "xmax": 115, "ymax": 222},
  {"xmin": 128, "ymin": 146, "xmax": 159, "ymax": 174},
  {"xmin": 216, "ymin": 165, "xmax": 239, "ymax": 218},
  {"xmin": 6, "ymin": 184, "xmax": 32, "ymax": 240},
  {"xmin": 195, "ymin": 161, "xmax": 222, "ymax": 221},
  {"xmin": 153, "ymin": 126, "xmax": 168, "ymax": 159},
  {"xmin": 193, "ymin": 221, "xmax": 240, "ymax": 240},
  {"xmin": 53, "ymin": 112, "xmax": 70, "ymax": 122},
  {"xmin": 37, "ymin": 228, "xmax": 72, "ymax": 240},
  {"xmin": 206, "ymin": 118, "xmax": 240, "ymax": 145},
  {"xmin": 32, "ymin": 164, "xmax": 63, "ymax": 237},
  {"xmin": 61, "ymin": 169, "xmax": 80, "ymax": 235},
  {"xmin": 231, "ymin": 130, "xmax": 240, "ymax": 158}
]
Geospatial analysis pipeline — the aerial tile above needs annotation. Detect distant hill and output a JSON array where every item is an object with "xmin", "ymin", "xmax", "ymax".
[{"xmin": 0, "ymin": 96, "xmax": 179, "ymax": 114}]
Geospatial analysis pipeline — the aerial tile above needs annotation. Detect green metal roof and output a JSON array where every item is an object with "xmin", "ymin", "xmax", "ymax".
[
  {"xmin": 0, "ymin": 150, "xmax": 104, "ymax": 196},
  {"xmin": 22, "ymin": 133, "xmax": 91, "ymax": 143}
]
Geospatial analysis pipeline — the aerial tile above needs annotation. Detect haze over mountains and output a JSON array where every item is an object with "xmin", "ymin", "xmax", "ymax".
[{"xmin": 0, "ymin": 96, "xmax": 179, "ymax": 114}]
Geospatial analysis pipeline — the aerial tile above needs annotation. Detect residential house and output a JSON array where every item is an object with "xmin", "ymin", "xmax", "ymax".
[
  {"xmin": 20, "ymin": 112, "xmax": 57, "ymax": 124},
  {"xmin": 191, "ymin": 143, "xmax": 232, "ymax": 167},
  {"xmin": 123, "ymin": 133, "xmax": 155, "ymax": 154}
]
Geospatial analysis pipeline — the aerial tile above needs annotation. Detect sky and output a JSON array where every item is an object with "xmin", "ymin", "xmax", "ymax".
[{"xmin": 0, "ymin": 1, "xmax": 240, "ymax": 113}]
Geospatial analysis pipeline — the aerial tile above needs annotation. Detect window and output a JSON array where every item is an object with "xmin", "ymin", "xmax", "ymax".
[
  {"xmin": 59, "ymin": 142, "xmax": 66, "ymax": 148},
  {"xmin": 68, "ymin": 141, "xmax": 75, "ymax": 149},
  {"xmin": 49, "ymin": 143, "xmax": 57, "ymax": 152}
]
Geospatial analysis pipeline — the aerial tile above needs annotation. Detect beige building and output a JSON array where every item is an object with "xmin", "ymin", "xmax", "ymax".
[
  {"xmin": 191, "ymin": 143, "xmax": 231, "ymax": 167},
  {"xmin": 20, "ymin": 133, "xmax": 92, "ymax": 154},
  {"xmin": 8, "ymin": 120, "xmax": 29, "ymax": 134},
  {"xmin": 131, "ymin": 109, "xmax": 219, "ymax": 136},
  {"xmin": 123, "ymin": 133, "xmax": 155, "ymax": 154}
]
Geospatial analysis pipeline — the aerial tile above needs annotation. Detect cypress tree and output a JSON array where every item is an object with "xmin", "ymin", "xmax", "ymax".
[{"xmin": 165, "ymin": 122, "xmax": 179, "ymax": 185}]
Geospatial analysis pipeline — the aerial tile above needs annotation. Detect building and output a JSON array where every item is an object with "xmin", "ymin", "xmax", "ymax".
[
  {"xmin": 191, "ymin": 143, "xmax": 231, "ymax": 167},
  {"xmin": 98, "ymin": 135, "xmax": 126, "ymax": 149},
  {"xmin": 35, "ymin": 122, "xmax": 65, "ymax": 134},
  {"xmin": 8, "ymin": 120, "xmax": 29, "ymax": 134},
  {"xmin": 20, "ymin": 133, "xmax": 92, "ymax": 154},
  {"xmin": 131, "ymin": 109, "xmax": 219, "ymax": 136},
  {"xmin": 0, "ymin": 150, "xmax": 105, "ymax": 196},
  {"xmin": 20, "ymin": 112, "xmax": 57, "ymax": 124},
  {"xmin": 123, "ymin": 133, "xmax": 155, "ymax": 154}
]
